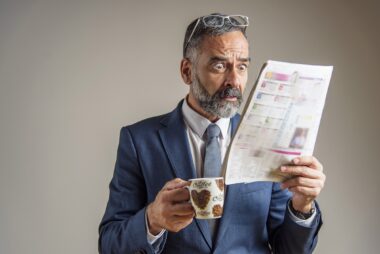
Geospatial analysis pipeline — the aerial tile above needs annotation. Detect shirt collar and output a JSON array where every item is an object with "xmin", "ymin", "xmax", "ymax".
[{"xmin": 182, "ymin": 97, "xmax": 230, "ymax": 139}]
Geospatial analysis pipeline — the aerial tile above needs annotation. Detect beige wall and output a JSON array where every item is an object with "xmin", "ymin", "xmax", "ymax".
[{"xmin": 1, "ymin": 0, "xmax": 379, "ymax": 253}]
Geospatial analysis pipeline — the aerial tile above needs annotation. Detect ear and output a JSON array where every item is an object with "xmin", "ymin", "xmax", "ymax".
[{"xmin": 180, "ymin": 58, "xmax": 193, "ymax": 85}]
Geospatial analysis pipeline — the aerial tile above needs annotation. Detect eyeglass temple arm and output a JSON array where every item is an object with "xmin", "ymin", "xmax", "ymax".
[{"xmin": 186, "ymin": 18, "xmax": 200, "ymax": 45}]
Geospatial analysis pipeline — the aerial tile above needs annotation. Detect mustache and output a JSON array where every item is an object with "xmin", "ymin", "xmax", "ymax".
[{"xmin": 218, "ymin": 87, "xmax": 242, "ymax": 99}]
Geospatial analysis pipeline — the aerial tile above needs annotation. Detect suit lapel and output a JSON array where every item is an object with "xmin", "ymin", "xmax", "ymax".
[
  {"xmin": 158, "ymin": 101, "xmax": 196, "ymax": 181},
  {"xmin": 158, "ymin": 101, "xmax": 213, "ymax": 250}
]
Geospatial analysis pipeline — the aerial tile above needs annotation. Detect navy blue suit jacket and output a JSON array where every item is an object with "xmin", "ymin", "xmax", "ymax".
[{"xmin": 99, "ymin": 101, "xmax": 322, "ymax": 254}]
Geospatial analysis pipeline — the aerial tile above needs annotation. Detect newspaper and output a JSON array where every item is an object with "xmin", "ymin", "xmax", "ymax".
[{"xmin": 223, "ymin": 60, "xmax": 333, "ymax": 185}]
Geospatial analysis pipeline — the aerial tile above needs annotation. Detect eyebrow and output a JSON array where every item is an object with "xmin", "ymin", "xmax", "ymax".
[{"xmin": 209, "ymin": 56, "xmax": 251, "ymax": 63}]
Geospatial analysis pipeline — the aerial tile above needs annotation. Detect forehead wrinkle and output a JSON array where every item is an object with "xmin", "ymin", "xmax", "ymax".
[
  {"xmin": 200, "ymin": 33, "xmax": 249, "ymax": 60},
  {"xmin": 206, "ymin": 39, "xmax": 247, "ymax": 54}
]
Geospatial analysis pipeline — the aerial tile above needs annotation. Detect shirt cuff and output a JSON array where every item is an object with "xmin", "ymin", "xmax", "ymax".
[
  {"xmin": 145, "ymin": 210, "xmax": 166, "ymax": 244},
  {"xmin": 287, "ymin": 201, "xmax": 317, "ymax": 227}
]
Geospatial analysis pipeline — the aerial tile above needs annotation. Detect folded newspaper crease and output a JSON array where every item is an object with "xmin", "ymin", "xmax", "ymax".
[{"xmin": 223, "ymin": 60, "xmax": 333, "ymax": 185}]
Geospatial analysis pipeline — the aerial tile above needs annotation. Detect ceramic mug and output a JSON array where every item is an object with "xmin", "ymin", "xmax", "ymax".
[{"xmin": 187, "ymin": 177, "xmax": 225, "ymax": 219}]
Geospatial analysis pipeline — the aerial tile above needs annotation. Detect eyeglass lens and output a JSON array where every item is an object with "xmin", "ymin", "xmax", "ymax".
[
  {"xmin": 203, "ymin": 15, "xmax": 248, "ymax": 27},
  {"xmin": 229, "ymin": 16, "xmax": 248, "ymax": 26}
]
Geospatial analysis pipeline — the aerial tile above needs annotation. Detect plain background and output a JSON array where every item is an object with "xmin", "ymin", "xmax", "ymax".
[{"xmin": 1, "ymin": 0, "xmax": 379, "ymax": 253}]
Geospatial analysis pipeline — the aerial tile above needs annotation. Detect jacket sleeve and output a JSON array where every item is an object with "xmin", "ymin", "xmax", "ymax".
[
  {"xmin": 267, "ymin": 183, "xmax": 323, "ymax": 254},
  {"xmin": 98, "ymin": 127, "xmax": 168, "ymax": 254}
]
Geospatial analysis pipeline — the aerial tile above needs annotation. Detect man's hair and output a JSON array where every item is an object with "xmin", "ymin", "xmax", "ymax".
[{"xmin": 183, "ymin": 13, "xmax": 248, "ymax": 61}]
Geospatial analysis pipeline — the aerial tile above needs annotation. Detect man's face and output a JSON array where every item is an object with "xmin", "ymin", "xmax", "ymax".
[{"xmin": 190, "ymin": 31, "xmax": 250, "ymax": 118}]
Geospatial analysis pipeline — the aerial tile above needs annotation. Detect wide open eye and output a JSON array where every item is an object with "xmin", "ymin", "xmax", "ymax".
[
  {"xmin": 213, "ymin": 62, "xmax": 226, "ymax": 71},
  {"xmin": 238, "ymin": 64, "xmax": 248, "ymax": 72}
]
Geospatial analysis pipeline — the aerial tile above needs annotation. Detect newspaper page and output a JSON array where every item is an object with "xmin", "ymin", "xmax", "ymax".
[{"xmin": 223, "ymin": 60, "xmax": 333, "ymax": 185}]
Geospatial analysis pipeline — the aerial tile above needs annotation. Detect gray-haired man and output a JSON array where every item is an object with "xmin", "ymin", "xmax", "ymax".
[{"xmin": 99, "ymin": 13, "xmax": 324, "ymax": 254}]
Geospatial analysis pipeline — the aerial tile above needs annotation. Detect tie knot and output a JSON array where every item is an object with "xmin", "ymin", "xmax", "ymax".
[{"xmin": 206, "ymin": 124, "xmax": 221, "ymax": 140}]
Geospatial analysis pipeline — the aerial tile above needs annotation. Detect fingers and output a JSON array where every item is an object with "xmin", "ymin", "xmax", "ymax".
[
  {"xmin": 170, "ymin": 202, "xmax": 194, "ymax": 216},
  {"xmin": 288, "ymin": 186, "xmax": 321, "ymax": 198},
  {"xmin": 280, "ymin": 165, "xmax": 322, "ymax": 179},
  {"xmin": 163, "ymin": 186, "xmax": 190, "ymax": 203},
  {"xmin": 161, "ymin": 202, "xmax": 194, "ymax": 233},
  {"xmin": 281, "ymin": 176, "xmax": 324, "ymax": 190},
  {"xmin": 172, "ymin": 213, "xmax": 195, "ymax": 224},
  {"xmin": 169, "ymin": 216, "xmax": 194, "ymax": 232},
  {"xmin": 279, "ymin": 156, "xmax": 326, "ymax": 211},
  {"xmin": 280, "ymin": 156, "xmax": 326, "ymax": 199},
  {"xmin": 147, "ymin": 178, "xmax": 195, "ymax": 233},
  {"xmin": 164, "ymin": 178, "xmax": 190, "ymax": 190},
  {"xmin": 292, "ymin": 156, "xmax": 323, "ymax": 171}
]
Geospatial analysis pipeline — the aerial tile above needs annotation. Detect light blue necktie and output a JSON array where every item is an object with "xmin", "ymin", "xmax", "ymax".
[
  {"xmin": 203, "ymin": 124, "xmax": 222, "ymax": 178},
  {"xmin": 203, "ymin": 124, "xmax": 221, "ymax": 243}
]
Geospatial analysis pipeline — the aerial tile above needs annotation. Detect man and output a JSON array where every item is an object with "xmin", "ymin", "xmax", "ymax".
[{"xmin": 99, "ymin": 13, "xmax": 325, "ymax": 254}]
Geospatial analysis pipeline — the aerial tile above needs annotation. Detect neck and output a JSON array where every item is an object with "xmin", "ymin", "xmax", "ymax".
[{"xmin": 186, "ymin": 93, "xmax": 219, "ymax": 123}]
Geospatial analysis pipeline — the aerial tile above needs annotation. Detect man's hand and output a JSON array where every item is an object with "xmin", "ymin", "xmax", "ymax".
[
  {"xmin": 146, "ymin": 178, "xmax": 194, "ymax": 235},
  {"xmin": 280, "ymin": 156, "xmax": 326, "ymax": 213}
]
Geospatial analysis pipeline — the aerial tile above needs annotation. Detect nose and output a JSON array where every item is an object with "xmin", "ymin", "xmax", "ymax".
[{"xmin": 224, "ymin": 68, "xmax": 240, "ymax": 88}]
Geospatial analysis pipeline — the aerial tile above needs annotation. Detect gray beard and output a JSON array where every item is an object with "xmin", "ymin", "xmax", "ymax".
[{"xmin": 190, "ymin": 74, "xmax": 243, "ymax": 118}]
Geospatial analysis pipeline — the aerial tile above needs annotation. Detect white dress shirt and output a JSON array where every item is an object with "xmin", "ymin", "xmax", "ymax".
[{"xmin": 182, "ymin": 98, "xmax": 231, "ymax": 178}]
